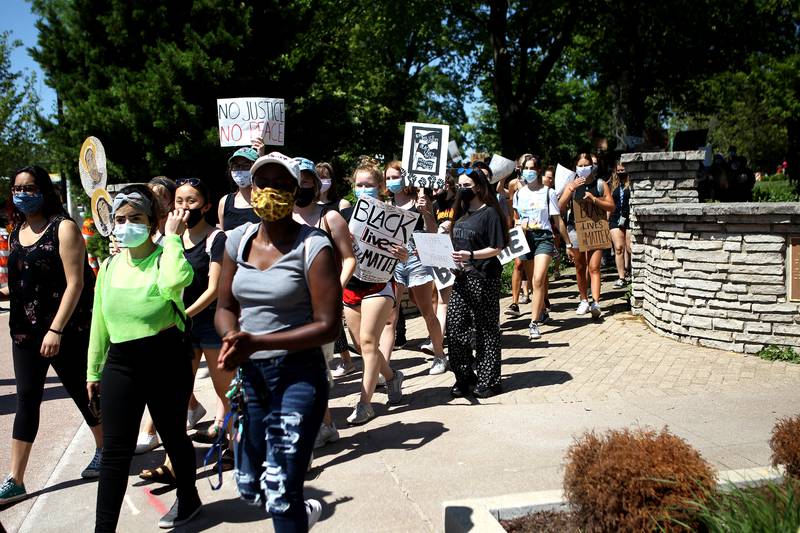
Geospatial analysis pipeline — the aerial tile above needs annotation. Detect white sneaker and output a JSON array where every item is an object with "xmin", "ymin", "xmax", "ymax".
[
  {"xmin": 306, "ymin": 498, "xmax": 323, "ymax": 529},
  {"xmin": 135, "ymin": 432, "xmax": 160, "ymax": 454},
  {"xmin": 331, "ymin": 361, "xmax": 356, "ymax": 378},
  {"xmin": 420, "ymin": 340, "xmax": 434, "ymax": 355},
  {"xmin": 314, "ymin": 423, "xmax": 340, "ymax": 449},
  {"xmin": 613, "ymin": 278, "xmax": 626, "ymax": 288},
  {"xmin": 347, "ymin": 402, "xmax": 375, "ymax": 425},
  {"xmin": 576, "ymin": 300, "xmax": 591, "ymax": 315},
  {"xmin": 186, "ymin": 403, "xmax": 207, "ymax": 430},
  {"xmin": 429, "ymin": 357, "xmax": 449, "ymax": 375},
  {"xmin": 377, "ymin": 373, "xmax": 386, "ymax": 388},
  {"xmin": 590, "ymin": 302, "xmax": 602, "ymax": 318},
  {"xmin": 386, "ymin": 370, "xmax": 404, "ymax": 404}
]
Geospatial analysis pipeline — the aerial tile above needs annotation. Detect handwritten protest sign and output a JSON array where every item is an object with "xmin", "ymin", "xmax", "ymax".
[
  {"xmin": 217, "ymin": 97, "xmax": 285, "ymax": 147},
  {"xmin": 401, "ymin": 122, "xmax": 449, "ymax": 190},
  {"xmin": 413, "ymin": 233, "xmax": 457, "ymax": 269},
  {"xmin": 90, "ymin": 188, "xmax": 113, "ymax": 237},
  {"xmin": 79, "ymin": 136, "xmax": 107, "ymax": 197},
  {"xmin": 555, "ymin": 164, "xmax": 576, "ymax": 198},
  {"xmin": 431, "ymin": 266, "xmax": 455, "ymax": 290},
  {"xmin": 349, "ymin": 196, "xmax": 420, "ymax": 283},
  {"xmin": 498, "ymin": 226, "xmax": 531, "ymax": 265},
  {"xmin": 573, "ymin": 199, "xmax": 612, "ymax": 251},
  {"xmin": 489, "ymin": 154, "xmax": 516, "ymax": 184}
]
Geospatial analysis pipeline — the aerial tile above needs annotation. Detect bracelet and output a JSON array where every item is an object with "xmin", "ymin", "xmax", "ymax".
[
  {"xmin": 470, "ymin": 250, "xmax": 475, "ymax": 260},
  {"xmin": 49, "ymin": 328, "xmax": 63, "ymax": 336}
]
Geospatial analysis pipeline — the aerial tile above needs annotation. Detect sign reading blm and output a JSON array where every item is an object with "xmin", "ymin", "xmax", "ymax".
[
  {"xmin": 349, "ymin": 196, "xmax": 420, "ymax": 283},
  {"xmin": 573, "ymin": 199, "xmax": 612, "ymax": 251},
  {"xmin": 217, "ymin": 97, "xmax": 285, "ymax": 147},
  {"xmin": 401, "ymin": 122, "xmax": 449, "ymax": 190}
]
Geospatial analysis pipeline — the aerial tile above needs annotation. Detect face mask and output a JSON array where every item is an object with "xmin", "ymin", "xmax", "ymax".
[
  {"xmin": 386, "ymin": 179, "xmax": 403, "ymax": 194},
  {"xmin": 319, "ymin": 179, "xmax": 332, "ymax": 193},
  {"xmin": 113, "ymin": 222, "xmax": 150, "ymax": 248},
  {"xmin": 185, "ymin": 207, "xmax": 205, "ymax": 229},
  {"xmin": 231, "ymin": 170, "xmax": 252, "ymax": 188},
  {"xmin": 576, "ymin": 165, "xmax": 592, "ymax": 178},
  {"xmin": 13, "ymin": 192, "xmax": 44, "ymax": 215},
  {"xmin": 251, "ymin": 187, "xmax": 295, "ymax": 221},
  {"xmin": 295, "ymin": 187, "xmax": 316, "ymax": 208},
  {"xmin": 354, "ymin": 187, "xmax": 379, "ymax": 200},
  {"xmin": 521, "ymin": 169, "xmax": 538, "ymax": 183},
  {"xmin": 459, "ymin": 187, "xmax": 476, "ymax": 204}
]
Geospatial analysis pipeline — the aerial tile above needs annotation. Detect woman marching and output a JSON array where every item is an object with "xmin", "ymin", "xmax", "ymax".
[
  {"xmin": 88, "ymin": 185, "xmax": 200, "ymax": 531},
  {"xmin": 0, "ymin": 167, "xmax": 102, "ymax": 505},
  {"xmin": 217, "ymin": 147, "xmax": 261, "ymax": 231},
  {"xmin": 215, "ymin": 152, "xmax": 341, "ymax": 530},
  {"xmin": 447, "ymin": 167, "xmax": 509, "ymax": 398},
  {"xmin": 609, "ymin": 162, "xmax": 632, "ymax": 288}
]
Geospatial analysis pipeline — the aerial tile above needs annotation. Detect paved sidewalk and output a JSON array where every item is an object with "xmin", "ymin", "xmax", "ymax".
[{"xmin": 4, "ymin": 271, "xmax": 800, "ymax": 532}]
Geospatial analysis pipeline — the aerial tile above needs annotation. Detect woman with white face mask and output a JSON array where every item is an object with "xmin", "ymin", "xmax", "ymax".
[{"xmin": 217, "ymin": 147, "xmax": 261, "ymax": 231}]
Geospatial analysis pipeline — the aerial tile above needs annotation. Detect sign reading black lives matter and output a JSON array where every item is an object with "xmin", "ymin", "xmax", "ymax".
[
  {"xmin": 401, "ymin": 122, "xmax": 449, "ymax": 190},
  {"xmin": 349, "ymin": 196, "xmax": 420, "ymax": 283}
]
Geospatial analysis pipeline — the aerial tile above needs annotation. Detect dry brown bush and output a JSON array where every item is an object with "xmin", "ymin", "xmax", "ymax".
[
  {"xmin": 563, "ymin": 426, "xmax": 716, "ymax": 532},
  {"xmin": 770, "ymin": 415, "xmax": 800, "ymax": 478}
]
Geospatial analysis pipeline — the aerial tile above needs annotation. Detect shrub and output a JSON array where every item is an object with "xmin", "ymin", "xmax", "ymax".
[
  {"xmin": 756, "ymin": 344, "xmax": 800, "ymax": 363},
  {"xmin": 501, "ymin": 260, "xmax": 514, "ymax": 295},
  {"xmin": 751, "ymin": 179, "xmax": 799, "ymax": 202},
  {"xmin": 564, "ymin": 427, "xmax": 716, "ymax": 532},
  {"xmin": 770, "ymin": 415, "xmax": 800, "ymax": 478}
]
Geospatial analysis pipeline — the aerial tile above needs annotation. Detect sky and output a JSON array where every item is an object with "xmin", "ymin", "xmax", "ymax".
[{"xmin": 2, "ymin": 0, "xmax": 58, "ymax": 116}]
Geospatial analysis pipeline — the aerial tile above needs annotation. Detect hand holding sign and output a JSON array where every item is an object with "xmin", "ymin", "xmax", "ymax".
[
  {"xmin": 413, "ymin": 233, "xmax": 457, "ymax": 269},
  {"xmin": 555, "ymin": 164, "xmax": 576, "ymax": 198},
  {"xmin": 497, "ymin": 226, "xmax": 531, "ymax": 265}
]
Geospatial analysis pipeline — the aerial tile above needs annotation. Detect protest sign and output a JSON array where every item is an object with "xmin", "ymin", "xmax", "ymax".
[
  {"xmin": 489, "ymin": 154, "xmax": 516, "ymax": 184},
  {"xmin": 431, "ymin": 266, "xmax": 455, "ymax": 290},
  {"xmin": 79, "ymin": 136, "xmax": 107, "ymax": 197},
  {"xmin": 573, "ymin": 199, "xmax": 612, "ymax": 251},
  {"xmin": 448, "ymin": 140, "xmax": 462, "ymax": 163},
  {"xmin": 401, "ymin": 122, "xmax": 449, "ymax": 190},
  {"xmin": 413, "ymin": 233, "xmax": 457, "ymax": 269},
  {"xmin": 554, "ymin": 164, "xmax": 576, "ymax": 198},
  {"xmin": 90, "ymin": 188, "xmax": 113, "ymax": 237},
  {"xmin": 498, "ymin": 226, "xmax": 531, "ymax": 265},
  {"xmin": 349, "ymin": 195, "xmax": 420, "ymax": 283},
  {"xmin": 217, "ymin": 97, "xmax": 285, "ymax": 147}
]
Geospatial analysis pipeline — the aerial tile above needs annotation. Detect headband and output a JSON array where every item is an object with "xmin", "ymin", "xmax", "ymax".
[{"xmin": 112, "ymin": 191, "xmax": 153, "ymax": 217}]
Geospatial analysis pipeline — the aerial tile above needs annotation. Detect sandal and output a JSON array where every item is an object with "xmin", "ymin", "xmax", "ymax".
[{"xmin": 138, "ymin": 464, "xmax": 176, "ymax": 485}]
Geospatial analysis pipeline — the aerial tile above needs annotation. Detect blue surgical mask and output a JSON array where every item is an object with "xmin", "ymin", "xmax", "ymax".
[
  {"xmin": 386, "ymin": 179, "xmax": 403, "ymax": 194},
  {"xmin": 354, "ymin": 187, "xmax": 379, "ymax": 199},
  {"xmin": 113, "ymin": 222, "xmax": 151, "ymax": 248},
  {"xmin": 13, "ymin": 192, "xmax": 44, "ymax": 215},
  {"xmin": 521, "ymin": 169, "xmax": 538, "ymax": 183},
  {"xmin": 230, "ymin": 170, "xmax": 252, "ymax": 188}
]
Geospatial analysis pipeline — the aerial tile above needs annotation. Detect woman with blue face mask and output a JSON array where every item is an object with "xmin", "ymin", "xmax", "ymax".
[
  {"xmin": 87, "ymin": 185, "xmax": 201, "ymax": 531},
  {"xmin": 0, "ymin": 166, "xmax": 102, "ymax": 506}
]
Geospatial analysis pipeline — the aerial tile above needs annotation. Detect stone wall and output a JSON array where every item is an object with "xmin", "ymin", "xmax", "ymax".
[{"xmin": 621, "ymin": 151, "xmax": 800, "ymax": 353}]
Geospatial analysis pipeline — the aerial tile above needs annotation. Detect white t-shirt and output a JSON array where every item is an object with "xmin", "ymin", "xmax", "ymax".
[{"xmin": 513, "ymin": 185, "xmax": 560, "ymax": 232}]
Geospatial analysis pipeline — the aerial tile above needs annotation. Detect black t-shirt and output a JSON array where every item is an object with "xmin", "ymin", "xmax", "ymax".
[
  {"xmin": 451, "ymin": 206, "xmax": 506, "ymax": 279},
  {"xmin": 434, "ymin": 196, "xmax": 456, "ymax": 224},
  {"xmin": 183, "ymin": 230, "xmax": 227, "ymax": 324}
]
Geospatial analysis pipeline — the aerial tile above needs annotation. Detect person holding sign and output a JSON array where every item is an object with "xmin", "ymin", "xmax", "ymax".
[
  {"xmin": 512, "ymin": 159, "xmax": 574, "ymax": 340},
  {"xmin": 217, "ymin": 147, "xmax": 261, "ymax": 231},
  {"xmin": 447, "ymin": 167, "xmax": 509, "ymax": 399},
  {"xmin": 503, "ymin": 154, "xmax": 535, "ymax": 318},
  {"xmin": 558, "ymin": 153, "xmax": 615, "ymax": 318}
]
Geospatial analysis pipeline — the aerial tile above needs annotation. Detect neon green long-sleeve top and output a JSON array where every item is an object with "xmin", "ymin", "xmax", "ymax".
[{"xmin": 87, "ymin": 235, "xmax": 194, "ymax": 381}]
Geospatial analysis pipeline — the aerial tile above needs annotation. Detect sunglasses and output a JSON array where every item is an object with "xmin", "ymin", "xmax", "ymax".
[
  {"xmin": 456, "ymin": 168, "xmax": 480, "ymax": 176},
  {"xmin": 176, "ymin": 178, "xmax": 202, "ymax": 187}
]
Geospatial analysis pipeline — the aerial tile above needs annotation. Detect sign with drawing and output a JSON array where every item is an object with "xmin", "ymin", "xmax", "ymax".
[
  {"xmin": 401, "ymin": 122, "xmax": 449, "ymax": 190},
  {"xmin": 78, "ymin": 136, "xmax": 107, "ymax": 197}
]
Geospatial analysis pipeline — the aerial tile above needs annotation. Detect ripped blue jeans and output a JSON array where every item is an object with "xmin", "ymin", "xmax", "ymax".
[{"xmin": 235, "ymin": 350, "xmax": 328, "ymax": 532}]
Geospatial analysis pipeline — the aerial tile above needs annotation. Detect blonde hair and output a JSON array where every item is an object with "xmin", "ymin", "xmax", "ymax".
[
  {"xmin": 352, "ymin": 161, "xmax": 384, "ymax": 189},
  {"xmin": 611, "ymin": 162, "xmax": 630, "ymax": 191}
]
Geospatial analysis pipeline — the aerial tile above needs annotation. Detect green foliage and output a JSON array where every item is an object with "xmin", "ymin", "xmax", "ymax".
[
  {"xmin": 501, "ymin": 260, "xmax": 513, "ymax": 295},
  {"xmin": 85, "ymin": 227, "xmax": 110, "ymax": 262},
  {"xmin": 751, "ymin": 179, "xmax": 799, "ymax": 202},
  {"xmin": 757, "ymin": 345, "xmax": 800, "ymax": 363}
]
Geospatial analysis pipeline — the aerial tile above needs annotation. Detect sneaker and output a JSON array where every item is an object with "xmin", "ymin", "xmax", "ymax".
[
  {"xmin": 0, "ymin": 475, "xmax": 26, "ymax": 505},
  {"xmin": 539, "ymin": 310, "xmax": 550, "ymax": 324},
  {"xmin": 81, "ymin": 448, "xmax": 102, "ymax": 479},
  {"xmin": 420, "ymin": 340, "xmax": 434, "ymax": 355},
  {"xmin": 590, "ymin": 302, "xmax": 602, "ymax": 318},
  {"xmin": 429, "ymin": 356, "xmax": 449, "ymax": 375},
  {"xmin": 520, "ymin": 293, "xmax": 531, "ymax": 305},
  {"xmin": 576, "ymin": 300, "xmax": 591, "ymax": 315},
  {"xmin": 394, "ymin": 334, "xmax": 407, "ymax": 350},
  {"xmin": 186, "ymin": 403, "xmax": 207, "ymax": 431},
  {"xmin": 134, "ymin": 432, "xmax": 160, "ymax": 454},
  {"xmin": 306, "ymin": 498, "xmax": 323, "ymax": 529},
  {"xmin": 528, "ymin": 321, "xmax": 542, "ymax": 340},
  {"xmin": 386, "ymin": 370, "xmax": 404, "ymax": 404},
  {"xmin": 314, "ymin": 423, "xmax": 340, "ymax": 449},
  {"xmin": 377, "ymin": 373, "xmax": 386, "ymax": 388},
  {"xmin": 331, "ymin": 361, "xmax": 356, "ymax": 378},
  {"xmin": 553, "ymin": 270, "xmax": 561, "ymax": 280},
  {"xmin": 346, "ymin": 402, "xmax": 375, "ymax": 425},
  {"xmin": 158, "ymin": 493, "xmax": 202, "ymax": 529},
  {"xmin": 505, "ymin": 303, "xmax": 521, "ymax": 317},
  {"xmin": 613, "ymin": 278, "xmax": 626, "ymax": 288}
]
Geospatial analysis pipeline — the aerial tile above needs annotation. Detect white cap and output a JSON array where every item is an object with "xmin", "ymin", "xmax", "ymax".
[{"xmin": 250, "ymin": 152, "xmax": 301, "ymax": 185}]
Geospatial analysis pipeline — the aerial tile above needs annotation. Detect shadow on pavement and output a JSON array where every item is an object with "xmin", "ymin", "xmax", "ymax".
[
  {"xmin": 501, "ymin": 370, "xmax": 572, "ymax": 393},
  {"xmin": 0, "ymin": 384, "xmax": 72, "ymax": 415},
  {"xmin": 170, "ymin": 496, "xmax": 267, "ymax": 532}
]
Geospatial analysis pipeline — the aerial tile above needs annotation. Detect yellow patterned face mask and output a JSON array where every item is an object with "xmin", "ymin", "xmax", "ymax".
[{"xmin": 251, "ymin": 187, "xmax": 295, "ymax": 221}]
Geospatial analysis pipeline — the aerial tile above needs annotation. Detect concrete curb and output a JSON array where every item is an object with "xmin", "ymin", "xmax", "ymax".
[{"xmin": 442, "ymin": 466, "xmax": 784, "ymax": 532}]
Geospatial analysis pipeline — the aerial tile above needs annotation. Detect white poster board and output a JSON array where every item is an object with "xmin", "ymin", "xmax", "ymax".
[
  {"xmin": 217, "ymin": 97, "xmax": 285, "ymax": 147},
  {"xmin": 431, "ymin": 266, "xmax": 455, "ymax": 290},
  {"xmin": 413, "ymin": 233, "xmax": 457, "ymax": 269},
  {"xmin": 489, "ymin": 154, "xmax": 516, "ymax": 184},
  {"xmin": 497, "ymin": 226, "xmax": 531, "ymax": 265},
  {"xmin": 554, "ymin": 164, "xmax": 576, "ymax": 198},
  {"xmin": 349, "ymin": 196, "xmax": 420, "ymax": 283},
  {"xmin": 448, "ymin": 140, "xmax": 462, "ymax": 163},
  {"xmin": 401, "ymin": 122, "xmax": 450, "ymax": 190},
  {"xmin": 78, "ymin": 136, "xmax": 107, "ymax": 197}
]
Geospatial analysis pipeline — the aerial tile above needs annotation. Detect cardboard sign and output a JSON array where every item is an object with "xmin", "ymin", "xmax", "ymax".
[
  {"xmin": 349, "ymin": 196, "xmax": 420, "ymax": 283},
  {"xmin": 573, "ymin": 199, "xmax": 612, "ymax": 251},
  {"xmin": 217, "ymin": 97, "xmax": 285, "ymax": 147},
  {"xmin": 79, "ymin": 136, "xmax": 107, "ymax": 197},
  {"xmin": 401, "ymin": 122, "xmax": 449, "ymax": 190},
  {"xmin": 413, "ymin": 232, "xmax": 457, "ymax": 269},
  {"xmin": 431, "ymin": 266, "xmax": 455, "ymax": 290},
  {"xmin": 90, "ymin": 188, "xmax": 113, "ymax": 237},
  {"xmin": 489, "ymin": 154, "xmax": 515, "ymax": 184},
  {"xmin": 498, "ymin": 226, "xmax": 531, "ymax": 265},
  {"xmin": 555, "ymin": 164, "xmax": 576, "ymax": 198}
]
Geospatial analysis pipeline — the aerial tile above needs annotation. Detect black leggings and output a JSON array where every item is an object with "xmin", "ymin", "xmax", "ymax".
[
  {"xmin": 12, "ymin": 331, "xmax": 100, "ymax": 442},
  {"xmin": 95, "ymin": 328, "xmax": 197, "ymax": 533}
]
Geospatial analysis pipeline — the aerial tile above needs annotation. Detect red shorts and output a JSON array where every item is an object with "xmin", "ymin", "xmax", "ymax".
[{"xmin": 343, "ymin": 280, "xmax": 395, "ymax": 308}]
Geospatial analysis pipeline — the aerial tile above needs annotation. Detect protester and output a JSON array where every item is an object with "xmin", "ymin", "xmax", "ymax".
[
  {"xmin": 447, "ymin": 167, "xmax": 509, "ymax": 398},
  {"xmin": 559, "ymin": 153, "xmax": 615, "ymax": 318},
  {"xmin": 0, "ymin": 167, "xmax": 102, "ymax": 506},
  {"xmin": 88, "ymin": 185, "xmax": 200, "ymax": 530},
  {"xmin": 215, "ymin": 152, "xmax": 340, "ymax": 531},
  {"xmin": 217, "ymin": 147, "xmax": 261, "ymax": 231},
  {"xmin": 505, "ymin": 154, "xmax": 534, "ymax": 317},
  {"xmin": 541, "ymin": 166, "xmax": 562, "ymax": 280},
  {"xmin": 609, "ymin": 163, "xmax": 632, "ymax": 288},
  {"xmin": 315, "ymin": 161, "xmax": 352, "ymax": 213},
  {"xmin": 431, "ymin": 172, "xmax": 457, "ymax": 343},
  {"xmin": 148, "ymin": 176, "xmax": 177, "ymax": 242},
  {"xmin": 339, "ymin": 160, "xmax": 408, "ymax": 425}
]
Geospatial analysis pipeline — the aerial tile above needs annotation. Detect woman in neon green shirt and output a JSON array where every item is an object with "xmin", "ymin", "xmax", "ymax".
[{"xmin": 87, "ymin": 184, "xmax": 201, "ymax": 531}]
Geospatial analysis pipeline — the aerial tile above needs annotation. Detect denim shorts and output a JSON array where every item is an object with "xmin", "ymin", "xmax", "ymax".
[
  {"xmin": 520, "ymin": 229, "xmax": 555, "ymax": 259},
  {"xmin": 191, "ymin": 318, "xmax": 222, "ymax": 350},
  {"xmin": 394, "ymin": 252, "xmax": 434, "ymax": 288}
]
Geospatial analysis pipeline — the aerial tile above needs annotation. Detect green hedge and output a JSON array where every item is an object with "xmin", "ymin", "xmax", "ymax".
[{"xmin": 752, "ymin": 178, "xmax": 799, "ymax": 202}]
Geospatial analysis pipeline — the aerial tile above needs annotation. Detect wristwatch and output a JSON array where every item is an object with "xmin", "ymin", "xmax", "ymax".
[{"xmin": 565, "ymin": 243, "xmax": 573, "ymax": 249}]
